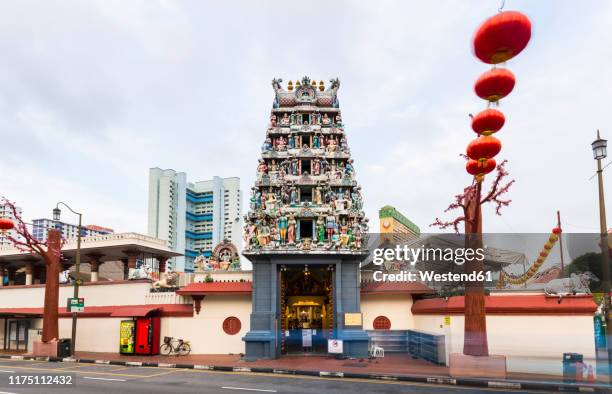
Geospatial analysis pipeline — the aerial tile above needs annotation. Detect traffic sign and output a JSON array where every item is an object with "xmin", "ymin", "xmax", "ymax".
[{"xmin": 67, "ymin": 297, "xmax": 85, "ymax": 313}]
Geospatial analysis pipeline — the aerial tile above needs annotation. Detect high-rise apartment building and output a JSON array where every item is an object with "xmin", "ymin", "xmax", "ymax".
[
  {"xmin": 0, "ymin": 204, "xmax": 22, "ymax": 246},
  {"xmin": 31, "ymin": 219, "xmax": 113, "ymax": 242},
  {"xmin": 147, "ymin": 168, "xmax": 242, "ymax": 272}
]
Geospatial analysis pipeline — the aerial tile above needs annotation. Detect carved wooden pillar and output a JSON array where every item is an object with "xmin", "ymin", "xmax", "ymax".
[
  {"xmin": 38, "ymin": 265, "xmax": 46, "ymax": 285},
  {"xmin": 88, "ymin": 254, "xmax": 103, "ymax": 282},
  {"xmin": 25, "ymin": 262, "xmax": 34, "ymax": 286},
  {"xmin": 7, "ymin": 266, "xmax": 16, "ymax": 286},
  {"xmin": 122, "ymin": 252, "xmax": 138, "ymax": 281},
  {"xmin": 121, "ymin": 258, "xmax": 128, "ymax": 280},
  {"xmin": 33, "ymin": 265, "xmax": 42, "ymax": 284},
  {"xmin": 157, "ymin": 256, "xmax": 168, "ymax": 274}
]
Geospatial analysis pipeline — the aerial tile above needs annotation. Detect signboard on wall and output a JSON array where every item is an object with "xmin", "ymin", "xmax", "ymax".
[
  {"xmin": 67, "ymin": 297, "xmax": 85, "ymax": 313},
  {"xmin": 328, "ymin": 339, "xmax": 343, "ymax": 354},
  {"xmin": 302, "ymin": 329, "xmax": 312, "ymax": 347},
  {"xmin": 344, "ymin": 313, "xmax": 362, "ymax": 326}
]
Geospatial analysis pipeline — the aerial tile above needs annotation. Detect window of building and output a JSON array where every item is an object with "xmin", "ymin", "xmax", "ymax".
[
  {"xmin": 373, "ymin": 316, "xmax": 391, "ymax": 330},
  {"xmin": 222, "ymin": 316, "xmax": 241, "ymax": 335}
]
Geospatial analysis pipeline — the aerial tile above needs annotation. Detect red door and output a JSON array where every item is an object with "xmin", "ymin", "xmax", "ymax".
[
  {"xmin": 134, "ymin": 317, "xmax": 161, "ymax": 355},
  {"xmin": 134, "ymin": 318, "xmax": 152, "ymax": 354}
]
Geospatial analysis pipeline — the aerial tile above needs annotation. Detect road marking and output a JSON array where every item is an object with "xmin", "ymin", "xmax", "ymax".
[
  {"xmin": 83, "ymin": 376, "xmax": 127, "ymax": 382},
  {"xmin": 0, "ymin": 369, "xmax": 16, "ymax": 373},
  {"xmin": 182, "ymin": 369, "xmax": 538, "ymax": 392},
  {"xmin": 0, "ymin": 391, "xmax": 21, "ymax": 394},
  {"xmin": 221, "ymin": 387, "xmax": 277, "ymax": 393}
]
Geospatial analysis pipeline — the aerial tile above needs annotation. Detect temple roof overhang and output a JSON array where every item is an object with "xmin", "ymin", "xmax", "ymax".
[
  {"xmin": 0, "ymin": 232, "xmax": 182, "ymax": 268},
  {"xmin": 412, "ymin": 294, "xmax": 597, "ymax": 315}
]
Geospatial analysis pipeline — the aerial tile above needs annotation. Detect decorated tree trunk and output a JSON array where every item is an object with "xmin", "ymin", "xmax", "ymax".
[
  {"xmin": 432, "ymin": 162, "xmax": 514, "ymax": 357},
  {"xmin": 1, "ymin": 198, "xmax": 64, "ymax": 344},
  {"xmin": 463, "ymin": 182, "xmax": 488, "ymax": 356},
  {"xmin": 42, "ymin": 228, "xmax": 61, "ymax": 342}
]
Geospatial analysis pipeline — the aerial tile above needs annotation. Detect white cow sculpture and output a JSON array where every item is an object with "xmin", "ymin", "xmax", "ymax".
[
  {"xmin": 544, "ymin": 272, "xmax": 599, "ymax": 296},
  {"xmin": 129, "ymin": 263, "xmax": 152, "ymax": 280}
]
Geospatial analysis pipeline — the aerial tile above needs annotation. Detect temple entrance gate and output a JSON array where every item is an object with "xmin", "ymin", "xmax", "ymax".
[{"xmin": 279, "ymin": 264, "xmax": 334, "ymax": 355}]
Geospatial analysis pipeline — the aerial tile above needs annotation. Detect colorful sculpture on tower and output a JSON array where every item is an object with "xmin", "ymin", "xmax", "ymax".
[{"xmin": 244, "ymin": 77, "xmax": 368, "ymax": 252}]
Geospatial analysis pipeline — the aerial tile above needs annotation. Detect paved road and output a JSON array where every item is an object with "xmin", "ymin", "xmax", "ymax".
[{"xmin": 0, "ymin": 358, "xmax": 552, "ymax": 394}]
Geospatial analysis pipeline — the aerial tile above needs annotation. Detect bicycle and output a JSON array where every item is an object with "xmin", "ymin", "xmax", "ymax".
[{"xmin": 160, "ymin": 336, "xmax": 191, "ymax": 356}]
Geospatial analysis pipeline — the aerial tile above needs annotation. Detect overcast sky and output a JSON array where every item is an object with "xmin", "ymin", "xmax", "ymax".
[{"xmin": 1, "ymin": 0, "xmax": 611, "ymax": 238}]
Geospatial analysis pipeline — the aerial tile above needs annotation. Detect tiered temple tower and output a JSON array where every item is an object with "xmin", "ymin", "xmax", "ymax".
[
  {"xmin": 243, "ymin": 77, "xmax": 368, "ymax": 251},
  {"xmin": 243, "ymin": 77, "xmax": 370, "ymax": 360}
]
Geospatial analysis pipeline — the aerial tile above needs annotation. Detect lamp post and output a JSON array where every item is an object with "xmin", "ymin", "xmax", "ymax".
[
  {"xmin": 53, "ymin": 202, "xmax": 82, "ymax": 357},
  {"xmin": 592, "ymin": 130, "xmax": 611, "ymax": 381}
]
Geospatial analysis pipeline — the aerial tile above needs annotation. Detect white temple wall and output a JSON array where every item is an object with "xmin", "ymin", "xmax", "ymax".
[
  {"xmin": 414, "ymin": 314, "xmax": 596, "ymax": 376},
  {"xmin": 59, "ymin": 317, "xmax": 123, "ymax": 353},
  {"xmin": 0, "ymin": 282, "xmax": 153, "ymax": 308},
  {"xmin": 162, "ymin": 294, "xmax": 251, "ymax": 354},
  {"xmin": 361, "ymin": 293, "xmax": 414, "ymax": 330}
]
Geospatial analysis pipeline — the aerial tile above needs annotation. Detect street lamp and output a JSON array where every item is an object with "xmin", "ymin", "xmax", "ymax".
[
  {"xmin": 54, "ymin": 202, "xmax": 82, "ymax": 357},
  {"xmin": 592, "ymin": 130, "xmax": 611, "ymax": 382}
]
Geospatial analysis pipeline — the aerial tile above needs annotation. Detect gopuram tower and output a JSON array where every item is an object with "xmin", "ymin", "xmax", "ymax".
[{"xmin": 242, "ymin": 77, "xmax": 370, "ymax": 360}]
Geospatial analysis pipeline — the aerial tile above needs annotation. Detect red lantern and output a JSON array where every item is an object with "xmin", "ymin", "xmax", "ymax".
[
  {"xmin": 0, "ymin": 218, "xmax": 15, "ymax": 231},
  {"xmin": 467, "ymin": 135, "xmax": 502, "ymax": 162},
  {"xmin": 471, "ymin": 109, "xmax": 505, "ymax": 135},
  {"xmin": 474, "ymin": 68, "xmax": 515, "ymax": 102},
  {"xmin": 552, "ymin": 227, "xmax": 562, "ymax": 234},
  {"xmin": 473, "ymin": 11, "xmax": 532, "ymax": 64},
  {"xmin": 466, "ymin": 158, "xmax": 496, "ymax": 176}
]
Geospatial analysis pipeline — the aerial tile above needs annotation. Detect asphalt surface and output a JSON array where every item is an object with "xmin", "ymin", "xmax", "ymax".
[{"xmin": 0, "ymin": 358, "xmax": 555, "ymax": 394}]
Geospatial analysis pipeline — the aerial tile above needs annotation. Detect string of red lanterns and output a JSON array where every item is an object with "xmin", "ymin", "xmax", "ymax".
[{"xmin": 466, "ymin": 9, "xmax": 532, "ymax": 182}]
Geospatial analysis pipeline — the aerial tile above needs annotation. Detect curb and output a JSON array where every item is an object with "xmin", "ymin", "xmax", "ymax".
[{"xmin": 1, "ymin": 354, "xmax": 609, "ymax": 392}]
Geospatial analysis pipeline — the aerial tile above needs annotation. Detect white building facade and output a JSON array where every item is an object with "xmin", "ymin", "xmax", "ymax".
[
  {"xmin": 147, "ymin": 168, "xmax": 242, "ymax": 273},
  {"xmin": 0, "ymin": 204, "xmax": 22, "ymax": 246}
]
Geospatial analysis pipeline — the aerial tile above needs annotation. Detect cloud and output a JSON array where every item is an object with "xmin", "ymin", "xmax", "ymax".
[{"xmin": 0, "ymin": 0, "xmax": 610, "ymax": 240}]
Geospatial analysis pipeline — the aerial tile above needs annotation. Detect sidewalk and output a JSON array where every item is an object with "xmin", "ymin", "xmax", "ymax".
[
  {"xmin": 75, "ymin": 351, "xmax": 450, "ymax": 377},
  {"xmin": 2, "ymin": 351, "xmax": 610, "ymax": 392}
]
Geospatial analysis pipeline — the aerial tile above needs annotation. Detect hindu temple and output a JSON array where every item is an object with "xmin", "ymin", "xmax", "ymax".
[{"xmin": 242, "ymin": 77, "xmax": 371, "ymax": 359}]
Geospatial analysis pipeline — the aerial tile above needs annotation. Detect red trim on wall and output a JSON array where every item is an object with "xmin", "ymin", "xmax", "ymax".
[
  {"xmin": 0, "ymin": 303, "xmax": 193, "ymax": 318},
  {"xmin": 177, "ymin": 282, "xmax": 253, "ymax": 296},
  {"xmin": 412, "ymin": 295, "xmax": 597, "ymax": 315}
]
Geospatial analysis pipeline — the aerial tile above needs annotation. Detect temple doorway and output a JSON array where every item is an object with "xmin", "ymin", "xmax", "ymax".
[{"xmin": 279, "ymin": 264, "xmax": 334, "ymax": 355}]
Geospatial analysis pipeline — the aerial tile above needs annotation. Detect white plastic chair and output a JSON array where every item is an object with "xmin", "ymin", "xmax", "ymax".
[{"xmin": 371, "ymin": 345, "xmax": 384, "ymax": 358}]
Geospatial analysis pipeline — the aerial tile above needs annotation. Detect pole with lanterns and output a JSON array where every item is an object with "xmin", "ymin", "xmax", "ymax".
[
  {"xmin": 592, "ymin": 131, "xmax": 612, "ymax": 381},
  {"xmin": 433, "ymin": 7, "xmax": 532, "ymax": 361}
]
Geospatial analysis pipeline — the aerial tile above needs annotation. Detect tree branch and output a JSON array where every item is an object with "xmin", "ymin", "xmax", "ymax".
[
  {"xmin": 1, "ymin": 198, "xmax": 63, "ymax": 262},
  {"xmin": 432, "ymin": 158, "xmax": 514, "ymax": 231}
]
